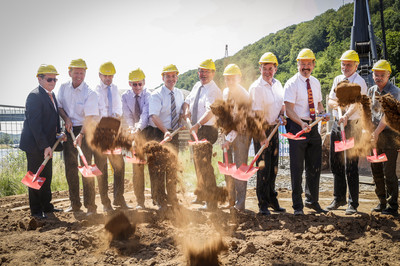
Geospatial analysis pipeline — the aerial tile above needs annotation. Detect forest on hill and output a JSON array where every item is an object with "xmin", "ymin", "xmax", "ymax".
[{"xmin": 176, "ymin": 0, "xmax": 400, "ymax": 99}]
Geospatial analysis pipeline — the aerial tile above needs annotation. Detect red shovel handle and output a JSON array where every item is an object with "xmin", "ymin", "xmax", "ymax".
[{"xmin": 70, "ymin": 130, "xmax": 90, "ymax": 168}]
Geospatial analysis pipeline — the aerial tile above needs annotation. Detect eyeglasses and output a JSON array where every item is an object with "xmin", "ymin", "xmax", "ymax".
[
  {"xmin": 131, "ymin": 82, "xmax": 143, "ymax": 87},
  {"xmin": 46, "ymin": 78, "xmax": 58, "ymax": 83}
]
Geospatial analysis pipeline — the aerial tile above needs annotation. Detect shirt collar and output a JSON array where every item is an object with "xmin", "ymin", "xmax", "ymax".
[
  {"xmin": 71, "ymin": 80, "xmax": 85, "ymax": 91},
  {"xmin": 162, "ymin": 85, "xmax": 175, "ymax": 94},
  {"xmin": 298, "ymin": 72, "xmax": 309, "ymax": 82},
  {"xmin": 201, "ymin": 80, "xmax": 215, "ymax": 90},
  {"xmin": 259, "ymin": 75, "xmax": 276, "ymax": 86}
]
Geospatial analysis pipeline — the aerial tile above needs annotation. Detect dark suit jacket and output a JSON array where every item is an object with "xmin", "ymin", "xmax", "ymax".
[{"xmin": 20, "ymin": 86, "xmax": 61, "ymax": 154}]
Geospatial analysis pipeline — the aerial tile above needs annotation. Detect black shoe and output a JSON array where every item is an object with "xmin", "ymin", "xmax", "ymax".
[
  {"xmin": 113, "ymin": 201, "xmax": 132, "ymax": 210},
  {"xmin": 64, "ymin": 206, "xmax": 81, "ymax": 213},
  {"xmin": 269, "ymin": 203, "xmax": 286, "ymax": 212},
  {"xmin": 305, "ymin": 203, "xmax": 328, "ymax": 214},
  {"xmin": 294, "ymin": 209, "xmax": 304, "ymax": 216},
  {"xmin": 382, "ymin": 207, "xmax": 399, "ymax": 217},
  {"xmin": 86, "ymin": 208, "xmax": 97, "ymax": 217},
  {"xmin": 345, "ymin": 205, "xmax": 357, "ymax": 215},
  {"xmin": 325, "ymin": 200, "xmax": 347, "ymax": 211},
  {"xmin": 44, "ymin": 208, "xmax": 63, "ymax": 213},
  {"xmin": 135, "ymin": 204, "xmax": 145, "ymax": 210},
  {"xmin": 103, "ymin": 204, "xmax": 114, "ymax": 213},
  {"xmin": 32, "ymin": 212, "xmax": 46, "ymax": 219},
  {"xmin": 372, "ymin": 203, "xmax": 386, "ymax": 212},
  {"xmin": 259, "ymin": 208, "xmax": 271, "ymax": 216}
]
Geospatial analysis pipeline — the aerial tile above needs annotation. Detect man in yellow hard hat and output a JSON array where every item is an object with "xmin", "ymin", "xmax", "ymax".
[
  {"xmin": 182, "ymin": 59, "xmax": 223, "ymax": 211},
  {"xmin": 284, "ymin": 48, "xmax": 328, "ymax": 215},
  {"xmin": 20, "ymin": 64, "xmax": 64, "ymax": 219},
  {"xmin": 221, "ymin": 63, "xmax": 251, "ymax": 212},
  {"xmin": 326, "ymin": 50, "xmax": 367, "ymax": 215},
  {"xmin": 58, "ymin": 58, "xmax": 100, "ymax": 216},
  {"xmin": 122, "ymin": 68, "xmax": 150, "ymax": 209},
  {"xmin": 94, "ymin": 61, "xmax": 130, "ymax": 212},
  {"xmin": 249, "ymin": 52, "xmax": 286, "ymax": 215},
  {"xmin": 368, "ymin": 59, "xmax": 400, "ymax": 217},
  {"xmin": 148, "ymin": 64, "xmax": 184, "ymax": 210}
]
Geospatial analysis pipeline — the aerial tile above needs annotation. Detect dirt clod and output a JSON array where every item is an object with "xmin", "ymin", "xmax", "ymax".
[{"xmin": 104, "ymin": 212, "xmax": 135, "ymax": 241}]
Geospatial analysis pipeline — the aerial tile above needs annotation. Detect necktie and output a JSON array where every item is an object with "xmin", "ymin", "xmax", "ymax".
[
  {"xmin": 192, "ymin": 85, "xmax": 203, "ymax": 124},
  {"xmin": 134, "ymin": 94, "xmax": 141, "ymax": 122},
  {"xmin": 107, "ymin": 86, "xmax": 112, "ymax": 116},
  {"xmin": 48, "ymin": 92, "xmax": 56, "ymax": 110},
  {"xmin": 306, "ymin": 78, "xmax": 315, "ymax": 121},
  {"xmin": 170, "ymin": 91, "xmax": 179, "ymax": 130}
]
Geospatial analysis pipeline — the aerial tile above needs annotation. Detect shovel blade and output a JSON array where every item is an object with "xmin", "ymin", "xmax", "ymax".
[
  {"xmin": 125, "ymin": 155, "xmax": 147, "ymax": 164},
  {"xmin": 104, "ymin": 148, "xmax": 122, "ymax": 155},
  {"xmin": 188, "ymin": 138, "xmax": 208, "ymax": 145},
  {"xmin": 232, "ymin": 163, "xmax": 259, "ymax": 181},
  {"xmin": 78, "ymin": 165, "xmax": 102, "ymax": 177},
  {"xmin": 217, "ymin": 162, "xmax": 237, "ymax": 175},
  {"xmin": 281, "ymin": 133, "xmax": 306, "ymax": 140},
  {"xmin": 334, "ymin": 138, "xmax": 355, "ymax": 152},
  {"xmin": 367, "ymin": 153, "xmax": 388, "ymax": 163},
  {"xmin": 21, "ymin": 172, "xmax": 46, "ymax": 190}
]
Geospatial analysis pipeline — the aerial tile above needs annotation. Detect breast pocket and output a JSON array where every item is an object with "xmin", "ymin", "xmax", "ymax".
[{"xmin": 75, "ymin": 101, "xmax": 85, "ymax": 117}]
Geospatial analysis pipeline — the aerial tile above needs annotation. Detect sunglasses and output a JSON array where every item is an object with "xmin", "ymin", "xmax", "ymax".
[
  {"xmin": 131, "ymin": 82, "xmax": 143, "ymax": 87},
  {"xmin": 45, "ymin": 78, "xmax": 58, "ymax": 83}
]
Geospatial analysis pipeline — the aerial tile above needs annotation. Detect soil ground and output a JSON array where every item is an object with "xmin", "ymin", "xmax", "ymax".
[{"xmin": 1, "ymin": 170, "xmax": 400, "ymax": 265}]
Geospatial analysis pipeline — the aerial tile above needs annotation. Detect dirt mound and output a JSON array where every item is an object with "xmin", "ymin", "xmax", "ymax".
[
  {"xmin": 104, "ymin": 212, "xmax": 135, "ymax": 241},
  {"xmin": 335, "ymin": 80, "xmax": 362, "ymax": 106},
  {"xmin": 380, "ymin": 93, "xmax": 400, "ymax": 133}
]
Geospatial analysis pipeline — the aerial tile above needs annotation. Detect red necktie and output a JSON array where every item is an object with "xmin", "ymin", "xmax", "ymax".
[{"xmin": 306, "ymin": 78, "xmax": 315, "ymax": 121}]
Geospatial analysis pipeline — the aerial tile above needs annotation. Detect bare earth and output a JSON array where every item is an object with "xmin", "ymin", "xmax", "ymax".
[{"xmin": 1, "ymin": 171, "xmax": 400, "ymax": 265}]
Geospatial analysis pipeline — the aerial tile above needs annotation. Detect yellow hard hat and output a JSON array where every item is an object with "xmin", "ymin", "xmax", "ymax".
[
  {"xmin": 296, "ymin": 48, "xmax": 316, "ymax": 61},
  {"xmin": 162, "ymin": 64, "xmax": 179, "ymax": 75},
  {"xmin": 223, "ymin": 64, "xmax": 242, "ymax": 76},
  {"xmin": 259, "ymin": 52, "xmax": 279, "ymax": 66},
  {"xmin": 36, "ymin": 64, "xmax": 59, "ymax": 77},
  {"xmin": 198, "ymin": 59, "xmax": 216, "ymax": 71},
  {"xmin": 340, "ymin": 50, "xmax": 360, "ymax": 63},
  {"xmin": 99, "ymin": 61, "xmax": 116, "ymax": 75},
  {"xmin": 68, "ymin": 58, "xmax": 88, "ymax": 69},
  {"xmin": 372, "ymin": 59, "xmax": 392, "ymax": 73},
  {"xmin": 129, "ymin": 68, "xmax": 146, "ymax": 81}
]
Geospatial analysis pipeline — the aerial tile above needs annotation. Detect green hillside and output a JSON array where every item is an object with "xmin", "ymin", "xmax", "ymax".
[{"xmin": 176, "ymin": 0, "xmax": 400, "ymax": 100}]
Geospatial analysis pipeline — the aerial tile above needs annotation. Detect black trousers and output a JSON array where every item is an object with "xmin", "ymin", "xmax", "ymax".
[
  {"xmin": 254, "ymin": 130, "xmax": 280, "ymax": 210},
  {"xmin": 147, "ymin": 127, "xmax": 179, "ymax": 205},
  {"xmin": 26, "ymin": 152, "xmax": 54, "ymax": 215},
  {"xmin": 63, "ymin": 126, "xmax": 96, "ymax": 211},
  {"xmin": 330, "ymin": 120, "xmax": 359, "ymax": 208},
  {"xmin": 371, "ymin": 148, "xmax": 399, "ymax": 210},
  {"xmin": 286, "ymin": 119, "xmax": 322, "ymax": 211}
]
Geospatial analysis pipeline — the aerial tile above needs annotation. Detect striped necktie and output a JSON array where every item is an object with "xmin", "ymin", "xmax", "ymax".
[
  {"xmin": 170, "ymin": 91, "xmax": 179, "ymax": 130},
  {"xmin": 134, "ymin": 94, "xmax": 141, "ymax": 122},
  {"xmin": 191, "ymin": 85, "xmax": 203, "ymax": 124},
  {"xmin": 107, "ymin": 85, "xmax": 112, "ymax": 116}
]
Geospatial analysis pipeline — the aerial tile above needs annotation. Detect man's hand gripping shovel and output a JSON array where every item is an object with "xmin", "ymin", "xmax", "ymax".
[
  {"xmin": 281, "ymin": 115, "xmax": 325, "ymax": 140},
  {"xmin": 334, "ymin": 108, "xmax": 354, "ymax": 152},
  {"xmin": 232, "ymin": 121, "xmax": 281, "ymax": 181},
  {"xmin": 70, "ymin": 131, "xmax": 102, "ymax": 177},
  {"xmin": 21, "ymin": 132, "xmax": 66, "ymax": 190},
  {"xmin": 186, "ymin": 118, "xmax": 208, "ymax": 145}
]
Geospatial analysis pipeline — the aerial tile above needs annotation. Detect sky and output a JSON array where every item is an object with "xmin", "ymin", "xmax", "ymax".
[{"xmin": 0, "ymin": 0, "xmax": 352, "ymax": 107}]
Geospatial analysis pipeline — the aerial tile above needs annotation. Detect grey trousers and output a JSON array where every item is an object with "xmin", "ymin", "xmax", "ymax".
[{"xmin": 224, "ymin": 134, "xmax": 250, "ymax": 210}]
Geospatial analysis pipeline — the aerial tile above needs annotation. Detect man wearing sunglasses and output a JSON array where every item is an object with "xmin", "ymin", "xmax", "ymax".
[
  {"xmin": 20, "ymin": 64, "xmax": 64, "ymax": 219},
  {"xmin": 122, "ymin": 68, "xmax": 150, "ymax": 210},
  {"xmin": 58, "ymin": 58, "xmax": 100, "ymax": 216},
  {"xmin": 94, "ymin": 61, "xmax": 130, "ymax": 212}
]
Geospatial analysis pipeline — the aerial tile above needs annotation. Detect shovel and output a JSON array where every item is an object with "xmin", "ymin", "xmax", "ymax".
[
  {"xmin": 218, "ymin": 147, "xmax": 237, "ymax": 175},
  {"xmin": 367, "ymin": 148, "xmax": 388, "ymax": 163},
  {"xmin": 98, "ymin": 116, "xmax": 121, "ymax": 131},
  {"xmin": 281, "ymin": 116, "xmax": 324, "ymax": 140},
  {"xmin": 334, "ymin": 108, "xmax": 354, "ymax": 152},
  {"xmin": 70, "ymin": 131, "xmax": 102, "ymax": 177},
  {"xmin": 232, "ymin": 122, "xmax": 280, "ymax": 181},
  {"xmin": 21, "ymin": 132, "xmax": 65, "ymax": 190},
  {"xmin": 159, "ymin": 125, "xmax": 184, "ymax": 145},
  {"xmin": 186, "ymin": 118, "xmax": 208, "ymax": 145},
  {"xmin": 104, "ymin": 148, "xmax": 122, "ymax": 155}
]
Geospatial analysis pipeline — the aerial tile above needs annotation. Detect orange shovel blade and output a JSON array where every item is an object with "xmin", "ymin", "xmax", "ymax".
[
  {"xmin": 78, "ymin": 165, "xmax": 102, "ymax": 177},
  {"xmin": 281, "ymin": 133, "xmax": 306, "ymax": 140},
  {"xmin": 125, "ymin": 155, "xmax": 147, "ymax": 164},
  {"xmin": 188, "ymin": 138, "xmax": 208, "ymax": 145},
  {"xmin": 217, "ymin": 162, "xmax": 237, "ymax": 175},
  {"xmin": 103, "ymin": 148, "xmax": 122, "ymax": 155},
  {"xmin": 367, "ymin": 152, "xmax": 388, "ymax": 163},
  {"xmin": 21, "ymin": 172, "xmax": 46, "ymax": 190},
  {"xmin": 334, "ymin": 137, "xmax": 355, "ymax": 152},
  {"xmin": 232, "ymin": 163, "xmax": 259, "ymax": 181}
]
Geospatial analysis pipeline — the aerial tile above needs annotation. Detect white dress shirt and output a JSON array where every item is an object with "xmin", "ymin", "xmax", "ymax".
[
  {"xmin": 328, "ymin": 72, "xmax": 367, "ymax": 120},
  {"xmin": 185, "ymin": 80, "xmax": 223, "ymax": 126},
  {"xmin": 121, "ymin": 88, "xmax": 150, "ymax": 130},
  {"xmin": 149, "ymin": 85, "xmax": 185, "ymax": 129},
  {"xmin": 95, "ymin": 81, "xmax": 122, "ymax": 117},
  {"xmin": 57, "ymin": 81, "xmax": 99, "ymax": 126},
  {"xmin": 284, "ymin": 73, "xmax": 322, "ymax": 121},
  {"xmin": 249, "ymin": 76, "xmax": 284, "ymax": 125}
]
